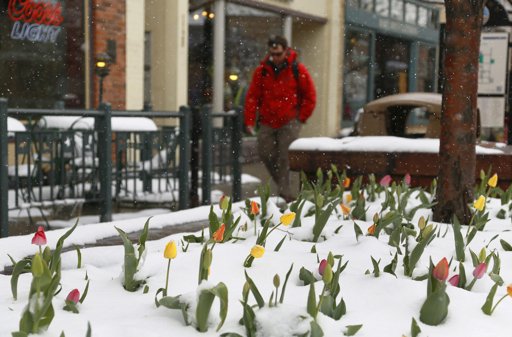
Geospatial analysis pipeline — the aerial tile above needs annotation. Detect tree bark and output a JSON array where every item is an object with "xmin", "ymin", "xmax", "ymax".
[{"xmin": 433, "ymin": 0, "xmax": 484, "ymax": 224}]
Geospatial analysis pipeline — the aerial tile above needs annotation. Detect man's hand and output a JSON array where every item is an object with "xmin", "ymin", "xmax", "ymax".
[{"xmin": 246, "ymin": 125, "xmax": 256, "ymax": 136}]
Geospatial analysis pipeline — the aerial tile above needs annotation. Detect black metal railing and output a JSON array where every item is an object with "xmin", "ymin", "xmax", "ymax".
[{"xmin": 0, "ymin": 98, "xmax": 191, "ymax": 237}]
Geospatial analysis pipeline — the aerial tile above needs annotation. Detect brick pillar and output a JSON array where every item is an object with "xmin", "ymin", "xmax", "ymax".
[{"xmin": 92, "ymin": 0, "xmax": 126, "ymax": 110}]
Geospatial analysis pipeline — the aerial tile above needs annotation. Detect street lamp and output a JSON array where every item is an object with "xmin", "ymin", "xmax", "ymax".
[{"xmin": 95, "ymin": 53, "xmax": 112, "ymax": 106}]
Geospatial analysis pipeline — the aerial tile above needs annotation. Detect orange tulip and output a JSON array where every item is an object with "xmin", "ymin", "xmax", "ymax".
[
  {"xmin": 250, "ymin": 201, "xmax": 260, "ymax": 215},
  {"xmin": 343, "ymin": 177, "xmax": 351, "ymax": 188},
  {"xmin": 367, "ymin": 224, "xmax": 376, "ymax": 235},
  {"xmin": 433, "ymin": 257, "xmax": 449, "ymax": 282},
  {"xmin": 507, "ymin": 284, "xmax": 512, "ymax": 297},
  {"xmin": 212, "ymin": 223, "xmax": 225, "ymax": 242},
  {"xmin": 345, "ymin": 194, "xmax": 353, "ymax": 204},
  {"xmin": 340, "ymin": 203, "xmax": 350, "ymax": 216}
]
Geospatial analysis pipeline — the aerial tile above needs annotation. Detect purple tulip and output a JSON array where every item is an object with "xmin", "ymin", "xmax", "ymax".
[
  {"xmin": 379, "ymin": 175, "xmax": 392, "ymax": 187},
  {"xmin": 448, "ymin": 274, "xmax": 460, "ymax": 287},
  {"xmin": 473, "ymin": 263, "xmax": 487, "ymax": 279},
  {"xmin": 319, "ymin": 259, "xmax": 327, "ymax": 276}
]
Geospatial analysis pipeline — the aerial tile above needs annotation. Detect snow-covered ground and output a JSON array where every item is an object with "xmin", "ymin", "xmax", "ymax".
[{"xmin": 1, "ymin": 184, "xmax": 511, "ymax": 337}]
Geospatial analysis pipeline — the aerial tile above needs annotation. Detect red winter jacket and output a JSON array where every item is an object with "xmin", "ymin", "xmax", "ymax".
[{"xmin": 244, "ymin": 49, "xmax": 316, "ymax": 129}]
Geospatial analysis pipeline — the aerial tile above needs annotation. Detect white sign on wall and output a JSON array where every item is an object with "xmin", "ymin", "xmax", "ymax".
[
  {"xmin": 478, "ymin": 32, "xmax": 509, "ymax": 95},
  {"xmin": 478, "ymin": 96, "xmax": 506, "ymax": 128}
]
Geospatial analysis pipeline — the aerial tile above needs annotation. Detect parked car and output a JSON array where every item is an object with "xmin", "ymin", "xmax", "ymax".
[
  {"xmin": 290, "ymin": 92, "xmax": 512, "ymax": 189},
  {"xmin": 352, "ymin": 92, "xmax": 442, "ymax": 138}
]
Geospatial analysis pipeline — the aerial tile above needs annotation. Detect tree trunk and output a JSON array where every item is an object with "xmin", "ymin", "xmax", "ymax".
[{"xmin": 433, "ymin": 0, "xmax": 484, "ymax": 224}]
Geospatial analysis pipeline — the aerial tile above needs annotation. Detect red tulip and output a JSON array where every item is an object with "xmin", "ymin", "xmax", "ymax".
[
  {"xmin": 66, "ymin": 289, "xmax": 80, "ymax": 304},
  {"xmin": 31, "ymin": 226, "xmax": 47, "ymax": 246},
  {"xmin": 448, "ymin": 274, "xmax": 460, "ymax": 287},
  {"xmin": 379, "ymin": 175, "xmax": 392, "ymax": 187},
  {"xmin": 473, "ymin": 262, "xmax": 487, "ymax": 279},
  {"xmin": 432, "ymin": 257, "xmax": 449, "ymax": 282},
  {"xmin": 319, "ymin": 259, "xmax": 327, "ymax": 276}
]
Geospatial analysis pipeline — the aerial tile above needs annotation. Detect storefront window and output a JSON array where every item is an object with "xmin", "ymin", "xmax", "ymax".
[
  {"xmin": 390, "ymin": 0, "xmax": 403, "ymax": 21},
  {"xmin": 374, "ymin": 34, "xmax": 410, "ymax": 98},
  {"xmin": 0, "ymin": 0, "xmax": 85, "ymax": 108},
  {"xmin": 224, "ymin": 3, "xmax": 282, "ymax": 110},
  {"xmin": 405, "ymin": 3, "xmax": 417, "ymax": 24},
  {"xmin": 418, "ymin": 7, "xmax": 428, "ymax": 27},
  {"xmin": 188, "ymin": 2, "xmax": 282, "ymax": 110},
  {"xmin": 375, "ymin": 0, "xmax": 389, "ymax": 17},
  {"xmin": 417, "ymin": 44, "xmax": 436, "ymax": 92},
  {"xmin": 343, "ymin": 30, "xmax": 370, "ymax": 126}
]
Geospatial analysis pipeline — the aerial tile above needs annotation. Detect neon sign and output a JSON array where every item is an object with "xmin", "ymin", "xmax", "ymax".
[{"xmin": 7, "ymin": 0, "xmax": 64, "ymax": 43}]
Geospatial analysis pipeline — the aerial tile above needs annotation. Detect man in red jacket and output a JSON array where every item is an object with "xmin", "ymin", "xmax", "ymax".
[{"xmin": 244, "ymin": 35, "xmax": 316, "ymax": 202}]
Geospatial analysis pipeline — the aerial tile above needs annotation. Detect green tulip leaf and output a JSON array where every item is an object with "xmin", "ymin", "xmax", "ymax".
[
  {"xmin": 310, "ymin": 320, "xmax": 324, "ymax": 337},
  {"xmin": 344, "ymin": 324, "xmax": 363, "ymax": 336},
  {"xmin": 196, "ymin": 282, "xmax": 228, "ymax": 332},
  {"xmin": 411, "ymin": 317, "xmax": 421, "ymax": 337}
]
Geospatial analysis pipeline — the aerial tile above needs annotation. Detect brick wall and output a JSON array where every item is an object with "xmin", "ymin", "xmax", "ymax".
[{"xmin": 92, "ymin": 0, "xmax": 126, "ymax": 110}]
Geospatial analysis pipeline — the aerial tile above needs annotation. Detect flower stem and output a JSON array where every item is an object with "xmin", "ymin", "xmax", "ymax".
[
  {"xmin": 164, "ymin": 259, "xmax": 171, "ymax": 295},
  {"xmin": 466, "ymin": 277, "xmax": 477, "ymax": 291},
  {"xmin": 314, "ymin": 285, "xmax": 327, "ymax": 319},
  {"xmin": 490, "ymin": 294, "xmax": 508, "ymax": 314}
]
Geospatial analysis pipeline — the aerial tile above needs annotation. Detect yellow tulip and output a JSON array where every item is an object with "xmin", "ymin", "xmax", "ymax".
[
  {"xmin": 280, "ymin": 212, "xmax": 296, "ymax": 226},
  {"xmin": 488, "ymin": 174, "xmax": 498, "ymax": 188},
  {"xmin": 250, "ymin": 245, "xmax": 265, "ymax": 258},
  {"xmin": 473, "ymin": 195, "xmax": 486, "ymax": 212},
  {"xmin": 164, "ymin": 241, "xmax": 177, "ymax": 259}
]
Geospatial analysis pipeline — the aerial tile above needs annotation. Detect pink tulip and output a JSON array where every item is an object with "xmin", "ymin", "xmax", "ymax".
[
  {"xmin": 319, "ymin": 259, "xmax": 327, "ymax": 276},
  {"xmin": 31, "ymin": 226, "xmax": 47, "ymax": 246},
  {"xmin": 473, "ymin": 263, "xmax": 487, "ymax": 279},
  {"xmin": 379, "ymin": 175, "xmax": 392, "ymax": 187},
  {"xmin": 448, "ymin": 274, "xmax": 460, "ymax": 287},
  {"xmin": 66, "ymin": 289, "xmax": 80, "ymax": 304},
  {"xmin": 404, "ymin": 173, "xmax": 411, "ymax": 185}
]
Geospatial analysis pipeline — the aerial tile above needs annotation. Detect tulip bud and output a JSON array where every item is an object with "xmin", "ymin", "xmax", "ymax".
[
  {"xmin": 250, "ymin": 245, "xmax": 265, "ymax": 258},
  {"xmin": 367, "ymin": 224, "xmax": 376, "ymax": 236},
  {"xmin": 418, "ymin": 216, "xmax": 426, "ymax": 230},
  {"xmin": 31, "ymin": 226, "xmax": 47, "ymax": 246},
  {"xmin": 273, "ymin": 274, "xmax": 280, "ymax": 288},
  {"xmin": 487, "ymin": 173, "xmax": 498, "ymax": 188},
  {"xmin": 322, "ymin": 263, "xmax": 333, "ymax": 285},
  {"xmin": 373, "ymin": 213, "xmax": 379, "ymax": 223},
  {"xmin": 250, "ymin": 201, "xmax": 260, "ymax": 215},
  {"xmin": 478, "ymin": 247, "xmax": 486, "ymax": 263},
  {"xmin": 379, "ymin": 175, "xmax": 392, "ymax": 187},
  {"xmin": 66, "ymin": 289, "xmax": 80, "ymax": 304},
  {"xmin": 31, "ymin": 253, "xmax": 44, "ymax": 278},
  {"xmin": 340, "ymin": 203, "xmax": 350, "ymax": 216},
  {"xmin": 279, "ymin": 212, "xmax": 296, "ymax": 226},
  {"xmin": 43, "ymin": 246, "xmax": 52, "ymax": 263},
  {"xmin": 318, "ymin": 259, "xmax": 327, "ymax": 276},
  {"xmin": 473, "ymin": 195, "xmax": 486, "ymax": 212},
  {"xmin": 343, "ymin": 177, "xmax": 351, "ymax": 188},
  {"xmin": 421, "ymin": 224, "xmax": 434, "ymax": 240},
  {"xmin": 473, "ymin": 263, "xmax": 487, "ymax": 279},
  {"xmin": 327, "ymin": 252, "xmax": 334, "ymax": 267},
  {"xmin": 404, "ymin": 173, "xmax": 411, "ymax": 185},
  {"xmin": 164, "ymin": 241, "xmax": 177, "ymax": 259},
  {"xmin": 480, "ymin": 169, "xmax": 486, "ymax": 180},
  {"xmin": 212, "ymin": 224, "xmax": 225, "ymax": 242},
  {"xmin": 432, "ymin": 257, "xmax": 449, "ymax": 282},
  {"xmin": 448, "ymin": 275, "xmax": 460, "ymax": 287},
  {"xmin": 219, "ymin": 195, "xmax": 230, "ymax": 210}
]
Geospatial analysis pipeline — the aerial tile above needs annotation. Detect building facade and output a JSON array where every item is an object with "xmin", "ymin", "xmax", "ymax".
[{"xmin": 0, "ymin": 0, "xmax": 440, "ymax": 136}]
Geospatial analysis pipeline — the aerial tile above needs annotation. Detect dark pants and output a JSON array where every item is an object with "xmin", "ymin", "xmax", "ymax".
[{"xmin": 257, "ymin": 120, "xmax": 302, "ymax": 197}]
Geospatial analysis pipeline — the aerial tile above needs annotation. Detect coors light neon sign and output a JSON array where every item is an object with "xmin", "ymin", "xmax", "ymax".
[{"xmin": 8, "ymin": 0, "xmax": 64, "ymax": 43}]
